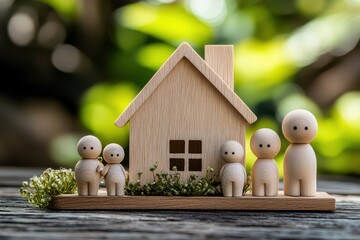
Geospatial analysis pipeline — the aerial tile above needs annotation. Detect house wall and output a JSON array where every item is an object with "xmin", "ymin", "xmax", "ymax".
[{"xmin": 129, "ymin": 58, "xmax": 247, "ymax": 184}]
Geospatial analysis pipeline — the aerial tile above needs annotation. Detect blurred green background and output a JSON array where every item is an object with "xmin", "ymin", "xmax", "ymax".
[{"xmin": 0, "ymin": 0, "xmax": 359, "ymax": 178}]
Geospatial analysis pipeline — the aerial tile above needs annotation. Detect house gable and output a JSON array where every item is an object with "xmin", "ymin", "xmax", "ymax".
[{"xmin": 115, "ymin": 43, "xmax": 257, "ymax": 127}]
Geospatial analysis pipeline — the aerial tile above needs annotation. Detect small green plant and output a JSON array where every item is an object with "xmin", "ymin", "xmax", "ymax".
[
  {"xmin": 20, "ymin": 164, "xmax": 252, "ymax": 209},
  {"xmin": 126, "ymin": 163, "xmax": 251, "ymax": 196},
  {"xmin": 19, "ymin": 168, "xmax": 77, "ymax": 209},
  {"xmin": 244, "ymin": 172, "xmax": 252, "ymax": 195}
]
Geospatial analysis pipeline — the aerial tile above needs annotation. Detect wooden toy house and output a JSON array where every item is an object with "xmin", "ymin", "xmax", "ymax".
[
  {"xmin": 115, "ymin": 43, "xmax": 257, "ymax": 184},
  {"xmin": 52, "ymin": 43, "xmax": 335, "ymax": 211}
]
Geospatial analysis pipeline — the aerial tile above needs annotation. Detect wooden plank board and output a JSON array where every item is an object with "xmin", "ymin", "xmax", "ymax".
[{"xmin": 51, "ymin": 190, "xmax": 335, "ymax": 211}]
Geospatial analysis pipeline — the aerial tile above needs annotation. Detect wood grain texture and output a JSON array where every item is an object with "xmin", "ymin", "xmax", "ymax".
[
  {"xmin": 75, "ymin": 135, "xmax": 103, "ymax": 196},
  {"xmin": 1, "ymin": 168, "xmax": 359, "ymax": 240},
  {"xmin": 115, "ymin": 42, "xmax": 257, "ymax": 127},
  {"xmin": 114, "ymin": 43, "xmax": 257, "ymax": 184},
  {"xmin": 127, "ymin": 58, "xmax": 247, "ymax": 183},
  {"xmin": 284, "ymin": 144, "xmax": 317, "ymax": 196},
  {"xmin": 1, "ymin": 190, "xmax": 357, "ymax": 239},
  {"xmin": 102, "ymin": 143, "xmax": 126, "ymax": 196},
  {"xmin": 219, "ymin": 141, "xmax": 246, "ymax": 197},
  {"xmin": 250, "ymin": 128, "xmax": 281, "ymax": 196},
  {"xmin": 51, "ymin": 190, "xmax": 335, "ymax": 211},
  {"xmin": 220, "ymin": 163, "xmax": 246, "ymax": 197},
  {"xmin": 205, "ymin": 45, "xmax": 234, "ymax": 89},
  {"xmin": 282, "ymin": 110, "xmax": 318, "ymax": 197}
]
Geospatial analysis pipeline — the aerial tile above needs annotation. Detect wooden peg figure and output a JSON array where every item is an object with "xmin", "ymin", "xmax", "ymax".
[
  {"xmin": 219, "ymin": 140, "xmax": 247, "ymax": 197},
  {"xmin": 101, "ymin": 143, "xmax": 127, "ymax": 196},
  {"xmin": 75, "ymin": 135, "xmax": 103, "ymax": 196},
  {"xmin": 282, "ymin": 109, "xmax": 318, "ymax": 197},
  {"xmin": 250, "ymin": 128, "xmax": 281, "ymax": 197}
]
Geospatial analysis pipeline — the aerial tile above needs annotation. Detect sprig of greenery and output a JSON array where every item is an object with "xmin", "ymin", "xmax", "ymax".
[
  {"xmin": 126, "ymin": 163, "xmax": 251, "ymax": 196},
  {"xmin": 19, "ymin": 168, "xmax": 77, "ymax": 209},
  {"xmin": 244, "ymin": 172, "xmax": 252, "ymax": 195},
  {"xmin": 20, "ymin": 164, "xmax": 252, "ymax": 209}
]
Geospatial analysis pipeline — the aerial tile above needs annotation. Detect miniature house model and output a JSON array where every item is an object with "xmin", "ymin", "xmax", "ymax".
[
  {"xmin": 115, "ymin": 43, "xmax": 257, "ymax": 184},
  {"xmin": 53, "ymin": 43, "xmax": 335, "ymax": 211}
]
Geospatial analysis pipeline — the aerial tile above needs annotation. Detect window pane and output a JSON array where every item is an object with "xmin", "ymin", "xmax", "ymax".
[
  {"xmin": 189, "ymin": 158, "xmax": 202, "ymax": 171},
  {"xmin": 170, "ymin": 158, "xmax": 185, "ymax": 171},
  {"xmin": 189, "ymin": 140, "xmax": 202, "ymax": 153},
  {"xmin": 169, "ymin": 140, "xmax": 185, "ymax": 153}
]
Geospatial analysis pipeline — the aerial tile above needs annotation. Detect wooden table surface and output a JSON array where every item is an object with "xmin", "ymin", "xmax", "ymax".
[{"xmin": 1, "ymin": 167, "xmax": 359, "ymax": 239}]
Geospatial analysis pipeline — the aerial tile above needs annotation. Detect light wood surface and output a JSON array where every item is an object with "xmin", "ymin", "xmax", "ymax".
[
  {"xmin": 282, "ymin": 109, "xmax": 318, "ymax": 197},
  {"xmin": 115, "ymin": 43, "xmax": 256, "ymax": 127},
  {"xmin": 51, "ymin": 190, "xmax": 335, "ymax": 211},
  {"xmin": 102, "ymin": 143, "xmax": 126, "ymax": 196},
  {"xmin": 220, "ymin": 162, "xmax": 246, "ymax": 197},
  {"xmin": 250, "ymin": 128, "xmax": 280, "ymax": 196},
  {"xmin": 114, "ymin": 43, "xmax": 257, "ymax": 184},
  {"xmin": 220, "ymin": 141, "xmax": 246, "ymax": 197},
  {"xmin": 126, "ymin": 57, "xmax": 249, "ymax": 183},
  {"xmin": 75, "ymin": 135, "xmax": 103, "ymax": 196},
  {"xmin": 205, "ymin": 45, "xmax": 234, "ymax": 89}
]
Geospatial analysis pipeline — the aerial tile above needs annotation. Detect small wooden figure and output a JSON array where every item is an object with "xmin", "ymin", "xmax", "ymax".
[
  {"xmin": 282, "ymin": 109, "xmax": 318, "ymax": 197},
  {"xmin": 250, "ymin": 128, "xmax": 281, "ymax": 197},
  {"xmin": 101, "ymin": 143, "xmax": 127, "ymax": 196},
  {"xmin": 219, "ymin": 140, "xmax": 247, "ymax": 197},
  {"xmin": 75, "ymin": 135, "xmax": 103, "ymax": 196}
]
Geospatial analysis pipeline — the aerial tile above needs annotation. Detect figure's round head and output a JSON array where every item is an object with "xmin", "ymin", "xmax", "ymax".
[
  {"xmin": 282, "ymin": 109, "xmax": 318, "ymax": 143},
  {"xmin": 103, "ymin": 143, "xmax": 125, "ymax": 164},
  {"xmin": 250, "ymin": 128, "xmax": 281, "ymax": 159},
  {"xmin": 77, "ymin": 135, "xmax": 102, "ymax": 159},
  {"xmin": 220, "ymin": 140, "xmax": 244, "ymax": 163}
]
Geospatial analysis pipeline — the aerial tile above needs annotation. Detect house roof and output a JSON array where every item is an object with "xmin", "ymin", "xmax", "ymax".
[{"xmin": 115, "ymin": 43, "xmax": 257, "ymax": 127}]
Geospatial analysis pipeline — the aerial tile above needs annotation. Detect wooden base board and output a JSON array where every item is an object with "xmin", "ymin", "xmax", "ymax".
[{"xmin": 51, "ymin": 190, "xmax": 335, "ymax": 211}]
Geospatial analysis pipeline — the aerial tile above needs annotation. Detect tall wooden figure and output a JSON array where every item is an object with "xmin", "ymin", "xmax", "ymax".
[
  {"xmin": 75, "ymin": 135, "xmax": 103, "ymax": 196},
  {"xmin": 282, "ymin": 109, "xmax": 318, "ymax": 197},
  {"xmin": 219, "ymin": 140, "xmax": 247, "ymax": 197},
  {"xmin": 101, "ymin": 143, "xmax": 126, "ymax": 196},
  {"xmin": 250, "ymin": 128, "xmax": 280, "ymax": 197}
]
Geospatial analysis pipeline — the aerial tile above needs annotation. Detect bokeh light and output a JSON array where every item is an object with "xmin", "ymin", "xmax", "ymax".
[
  {"xmin": 136, "ymin": 43, "xmax": 175, "ymax": 70},
  {"xmin": 80, "ymin": 83, "xmax": 138, "ymax": 147},
  {"xmin": 51, "ymin": 44, "xmax": 82, "ymax": 73},
  {"xmin": 7, "ymin": 10, "xmax": 36, "ymax": 46},
  {"xmin": 1, "ymin": 0, "xmax": 360, "ymax": 177},
  {"xmin": 185, "ymin": 0, "xmax": 229, "ymax": 25},
  {"xmin": 0, "ymin": 0, "xmax": 14, "ymax": 12},
  {"xmin": 333, "ymin": 92, "xmax": 360, "ymax": 134},
  {"xmin": 38, "ymin": 21, "xmax": 66, "ymax": 48},
  {"xmin": 116, "ymin": 1, "xmax": 213, "ymax": 45}
]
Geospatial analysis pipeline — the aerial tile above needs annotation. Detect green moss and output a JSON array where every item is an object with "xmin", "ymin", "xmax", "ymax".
[
  {"xmin": 125, "ymin": 163, "xmax": 252, "ymax": 196},
  {"xmin": 19, "ymin": 168, "xmax": 77, "ymax": 209},
  {"xmin": 19, "ymin": 164, "xmax": 252, "ymax": 209}
]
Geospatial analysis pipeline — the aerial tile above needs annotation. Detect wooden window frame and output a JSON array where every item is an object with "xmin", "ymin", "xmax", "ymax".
[{"xmin": 169, "ymin": 140, "xmax": 202, "ymax": 172}]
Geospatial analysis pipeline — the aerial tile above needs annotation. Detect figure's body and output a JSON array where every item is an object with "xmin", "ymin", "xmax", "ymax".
[
  {"xmin": 252, "ymin": 159, "xmax": 278, "ymax": 196},
  {"xmin": 101, "ymin": 143, "xmax": 126, "ymax": 196},
  {"xmin": 220, "ymin": 162, "xmax": 246, "ymax": 197},
  {"xmin": 250, "ymin": 128, "xmax": 280, "ymax": 197},
  {"xmin": 75, "ymin": 135, "xmax": 103, "ymax": 196},
  {"xmin": 282, "ymin": 109, "xmax": 318, "ymax": 197},
  {"xmin": 283, "ymin": 144, "xmax": 316, "ymax": 196},
  {"xmin": 219, "ymin": 141, "xmax": 246, "ymax": 197}
]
